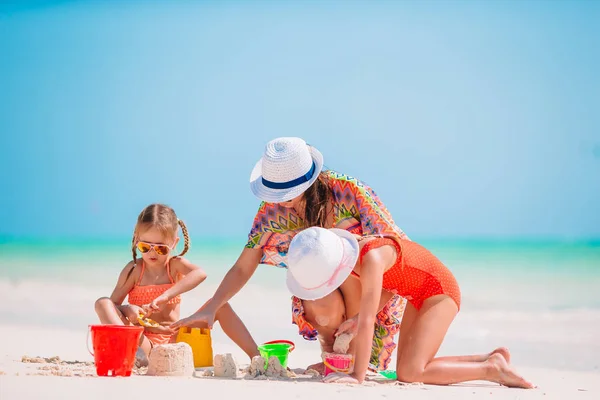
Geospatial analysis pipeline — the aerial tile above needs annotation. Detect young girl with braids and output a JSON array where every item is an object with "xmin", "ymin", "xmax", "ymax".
[{"xmin": 94, "ymin": 204, "xmax": 259, "ymax": 366}]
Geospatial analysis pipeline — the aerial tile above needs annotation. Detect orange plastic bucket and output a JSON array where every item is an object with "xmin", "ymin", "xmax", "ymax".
[{"xmin": 88, "ymin": 325, "xmax": 144, "ymax": 377}]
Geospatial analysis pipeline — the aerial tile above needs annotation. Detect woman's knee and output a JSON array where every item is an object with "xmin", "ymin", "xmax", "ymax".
[{"xmin": 302, "ymin": 289, "xmax": 345, "ymax": 329}]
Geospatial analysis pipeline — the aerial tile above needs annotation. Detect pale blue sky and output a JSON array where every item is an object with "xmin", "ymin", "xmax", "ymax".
[{"xmin": 1, "ymin": 0, "xmax": 599, "ymax": 241}]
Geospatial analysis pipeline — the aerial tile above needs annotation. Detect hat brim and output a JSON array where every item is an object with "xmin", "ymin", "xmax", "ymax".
[
  {"xmin": 286, "ymin": 229, "xmax": 359, "ymax": 301},
  {"xmin": 249, "ymin": 145, "xmax": 324, "ymax": 203}
]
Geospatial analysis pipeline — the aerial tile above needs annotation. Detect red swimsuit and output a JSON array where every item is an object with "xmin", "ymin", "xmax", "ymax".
[{"xmin": 360, "ymin": 238, "xmax": 461, "ymax": 310}]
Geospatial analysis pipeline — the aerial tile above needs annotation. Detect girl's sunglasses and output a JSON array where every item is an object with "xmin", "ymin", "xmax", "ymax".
[{"xmin": 136, "ymin": 241, "xmax": 172, "ymax": 256}]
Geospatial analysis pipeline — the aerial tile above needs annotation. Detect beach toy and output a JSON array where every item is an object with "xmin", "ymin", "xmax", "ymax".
[
  {"xmin": 379, "ymin": 370, "xmax": 397, "ymax": 380},
  {"xmin": 88, "ymin": 324, "xmax": 144, "ymax": 377},
  {"xmin": 323, "ymin": 352, "xmax": 354, "ymax": 376},
  {"xmin": 137, "ymin": 311, "xmax": 161, "ymax": 328},
  {"xmin": 257, "ymin": 340, "xmax": 295, "ymax": 369},
  {"xmin": 176, "ymin": 327, "xmax": 213, "ymax": 368}
]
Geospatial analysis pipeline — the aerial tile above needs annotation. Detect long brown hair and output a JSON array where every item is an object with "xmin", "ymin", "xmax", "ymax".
[
  {"xmin": 127, "ymin": 203, "xmax": 190, "ymax": 281},
  {"xmin": 301, "ymin": 172, "xmax": 333, "ymax": 228}
]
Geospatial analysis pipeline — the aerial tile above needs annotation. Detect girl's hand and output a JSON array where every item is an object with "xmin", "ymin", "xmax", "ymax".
[
  {"xmin": 323, "ymin": 372, "xmax": 361, "ymax": 384},
  {"xmin": 143, "ymin": 294, "xmax": 169, "ymax": 315},
  {"xmin": 122, "ymin": 304, "xmax": 145, "ymax": 323},
  {"xmin": 335, "ymin": 314, "xmax": 359, "ymax": 337}
]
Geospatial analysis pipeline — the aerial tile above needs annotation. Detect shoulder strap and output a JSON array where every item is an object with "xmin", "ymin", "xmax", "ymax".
[
  {"xmin": 135, "ymin": 261, "xmax": 146, "ymax": 285},
  {"xmin": 166, "ymin": 260, "xmax": 176, "ymax": 284}
]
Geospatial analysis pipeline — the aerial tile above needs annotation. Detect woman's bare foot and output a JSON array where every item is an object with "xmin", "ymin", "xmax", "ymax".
[
  {"xmin": 489, "ymin": 347, "xmax": 511, "ymax": 363},
  {"xmin": 486, "ymin": 353, "xmax": 534, "ymax": 389},
  {"xmin": 305, "ymin": 362, "xmax": 325, "ymax": 375}
]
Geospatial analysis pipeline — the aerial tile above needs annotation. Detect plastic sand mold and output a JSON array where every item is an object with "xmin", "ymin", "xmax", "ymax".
[
  {"xmin": 379, "ymin": 370, "xmax": 397, "ymax": 380},
  {"xmin": 137, "ymin": 311, "xmax": 161, "ymax": 328}
]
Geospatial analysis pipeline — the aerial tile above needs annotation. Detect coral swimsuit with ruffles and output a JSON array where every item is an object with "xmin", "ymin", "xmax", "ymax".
[
  {"xmin": 359, "ymin": 238, "xmax": 461, "ymax": 311},
  {"xmin": 128, "ymin": 261, "xmax": 181, "ymax": 346}
]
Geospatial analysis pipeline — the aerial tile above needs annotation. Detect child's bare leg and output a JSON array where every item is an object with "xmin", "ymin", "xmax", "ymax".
[
  {"xmin": 303, "ymin": 276, "xmax": 363, "ymax": 373},
  {"xmin": 214, "ymin": 302, "xmax": 260, "ymax": 359},
  {"xmin": 303, "ymin": 288, "xmax": 347, "ymax": 352},
  {"xmin": 94, "ymin": 297, "xmax": 129, "ymax": 325},
  {"xmin": 95, "ymin": 297, "xmax": 152, "ymax": 365},
  {"xmin": 135, "ymin": 336, "xmax": 152, "ymax": 367},
  {"xmin": 338, "ymin": 275, "xmax": 363, "ymax": 321},
  {"xmin": 302, "ymin": 288, "xmax": 346, "ymax": 373},
  {"xmin": 433, "ymin": 348, "xmax": 511, "ymax": 364},
  {"xmin": 396, "ymin": 300, "xmax": 511, "ymax": 364},
  {"xmin": 396, "ymin": 295, "xmax": 533, "ymax": 388}
]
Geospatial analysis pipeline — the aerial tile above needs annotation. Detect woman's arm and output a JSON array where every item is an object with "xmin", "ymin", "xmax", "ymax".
[
  {"xmin": 170, "ymin": 248, "xmax": 263, "ymax": 330},
  {"xmin": 207, "ymin": 247, "xmax": 262, "ymax": 310}
]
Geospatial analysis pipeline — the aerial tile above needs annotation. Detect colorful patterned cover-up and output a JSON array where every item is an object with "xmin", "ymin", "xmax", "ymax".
[{"xmin": 245, "ymin": 170, "xmax": 409, "ymax": 371}]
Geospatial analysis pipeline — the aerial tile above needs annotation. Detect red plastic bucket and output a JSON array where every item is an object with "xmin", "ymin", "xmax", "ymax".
[
  {"xmin": 323, "ymin": 352, "xmax": 354, "ymax": 376},
  {"xmin": 88, "ymin": 325, "xmax": 144, "ymax": 377}
]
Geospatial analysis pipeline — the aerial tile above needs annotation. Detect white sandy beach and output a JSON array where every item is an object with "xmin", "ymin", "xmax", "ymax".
[
  {"xmin": 0, "ymin": 367, "xmax": 598, "ymax": 400},
  {"xmin": 1, "ymin": 275, "xmax": 599, "ymax": 400},
  {"xmin": 0, "ymin": 331, "xmax": 598, "ymax": 400}
]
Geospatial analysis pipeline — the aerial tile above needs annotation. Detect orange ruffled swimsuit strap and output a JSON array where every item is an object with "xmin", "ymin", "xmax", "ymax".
[
  {"xmin": 359, "ymin": 237, "xmax": 461, "ymax": 311},
  {"xmin": 128, "ymin": 261, "xmax": 180, "ymax": 346}
]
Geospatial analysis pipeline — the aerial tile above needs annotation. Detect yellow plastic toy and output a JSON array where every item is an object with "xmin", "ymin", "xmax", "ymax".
[
  {"xmin": 137, "ymin": 311, "xmax": 161, "ymax": 328},
  {"xmin": 176, "ymin": 327, "xmax": 213, "ymax": 368}
]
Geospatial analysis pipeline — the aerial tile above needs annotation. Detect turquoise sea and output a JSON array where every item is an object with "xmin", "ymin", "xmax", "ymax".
[{"xmin": 2, "ymin": 236, "xmax": 599, "ymax": 306}]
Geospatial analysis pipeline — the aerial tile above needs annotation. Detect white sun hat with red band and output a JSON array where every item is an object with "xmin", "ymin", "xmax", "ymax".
[
  {"xmin": 250, "ymin": 137, "xmax": 324, "ymax": 203},
  {"xmin": 286, "ymin": 227, "xmax": 359, "ymax": 301}
]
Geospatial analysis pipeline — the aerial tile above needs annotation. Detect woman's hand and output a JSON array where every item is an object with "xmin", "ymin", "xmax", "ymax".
[
  {"xmin": 171, "ymin": 306, "xmax": 217, "ymax": 330},
  {"xmin": 323, "ymin": 372, "xmax": 361, "ymax": 384},
  {"xmin": 335, "ymin": 314, "xmax": 359, "ymax": 337}
]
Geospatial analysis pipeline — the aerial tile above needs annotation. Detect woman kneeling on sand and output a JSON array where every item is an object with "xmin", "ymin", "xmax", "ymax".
[{"xmin": 172, "ymin": 137, "xmax": 408, "ymax": 373}]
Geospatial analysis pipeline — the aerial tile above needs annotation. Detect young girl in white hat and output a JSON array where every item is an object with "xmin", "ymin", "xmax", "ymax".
[{"xmin": 286, "ymin": 227, "xmax": 534, "ymax": 388}]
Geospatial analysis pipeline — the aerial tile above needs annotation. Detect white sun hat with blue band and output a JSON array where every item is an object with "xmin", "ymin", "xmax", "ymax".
[{"xmin": 250, "ymin": 137, "xmax": 324, "ymax": 203}]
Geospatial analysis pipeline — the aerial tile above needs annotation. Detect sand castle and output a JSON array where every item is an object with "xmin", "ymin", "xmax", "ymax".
[{"xmin": 146, "ymin": 343, "xmax": 195, "ymax": 377}]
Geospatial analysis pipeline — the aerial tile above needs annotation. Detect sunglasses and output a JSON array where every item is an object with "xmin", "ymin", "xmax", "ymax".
[{"xmin": 136, "ymin": 241, "xmax": 173, "ymax": 256}]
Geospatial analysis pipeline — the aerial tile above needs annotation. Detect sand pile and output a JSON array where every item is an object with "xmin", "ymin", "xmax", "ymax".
[
  {"xmin": 214, "ymin": 353, "xmax": 239, "ymax": 378},
  {"xmin": 146, "ymin": 343, "xmax": 194, "ymax": 377},
  {"xmin": 243, "ymin": 356, "xmax": 266, "ymax": 379},
  {"xmin": 242, "ymin": 356, "xmax": 297, "ymax": 380},
  {"xmin": 333, "ymin": 333, "xmax": 353, "ymax": 354},
  {"xmin": 20, "ymin": 355, "xmax": 96, "ymax": 377},
  {"xmin": 265, "ymin": 356, "xmax": 292, "ymax": 378},
  {"xmin": 22, "ymin": 356, "xmax": 61, "ymax": 364}
]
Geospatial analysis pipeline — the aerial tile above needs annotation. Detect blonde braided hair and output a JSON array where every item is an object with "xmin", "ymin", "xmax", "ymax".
[{"xmin": 177, "ymin": 219, "xmax": 190, "ymax": 257}]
